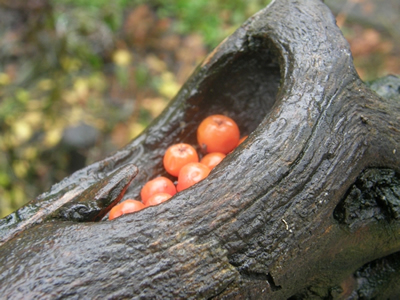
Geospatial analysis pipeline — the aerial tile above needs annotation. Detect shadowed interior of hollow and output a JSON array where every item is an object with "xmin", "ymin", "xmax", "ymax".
[{"xmin": 182, "ymin": 40, "xmax": 282, "ymax": 146}]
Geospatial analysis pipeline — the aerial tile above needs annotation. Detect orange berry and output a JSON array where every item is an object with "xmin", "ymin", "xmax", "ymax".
[
  {"xmin": 109, "ymin": 200, "xmax": 145, "ymax": 220},
  {"xmin": 144, "ymin": 193, "xmax": 172, "ymax": 207},
  {"xmin": 141, "ymin": 176, "xmax": 176, "ymax": 202},
  {"xmin": 163, "ymin": 143, "xmax": 199, "ymax": 177},
  {"xmin": 176, "ymin": 162, "xmax": 210, "ymax": 192},
  {"xmin": 200, "ymin": 152, "xmax": 226, "ymax": 170},
  {"xmin": 238, "ymin": 135, "xmax": 248, "ymax": 145},
  {"xmin": 197, "ymin": 115, "xmax": 240, "ymax": 154}
]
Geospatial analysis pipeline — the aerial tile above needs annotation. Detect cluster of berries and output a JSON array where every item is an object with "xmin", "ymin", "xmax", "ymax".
[{"xmin": 109, "ymin": 115, "xmax": 246, "ymax": 220}]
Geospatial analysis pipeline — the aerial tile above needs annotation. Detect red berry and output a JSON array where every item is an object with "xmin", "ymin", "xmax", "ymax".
[
  {"xmin": 197, "ymin": 115, "xmax": 240, "ymax": 154},
  {"xmin": 145, "ymin": 193, "xmax": 172, "ymax": 207},
  {"xmin": 141, "ymin": 176, "xmax": 176, "ymax": 202},
  {"xmin": 163, "ymin": 143, "xmax": 199, "ymax": 177},
  {"xmin": 109, "ymin": 200, "xmax": 145, "ymax": 220},
  {"xmin": 176, "ymin": 162, "xmax": 210, "ymax": 192},
  {"xmin": 238, "ymin": 135, "xmax": 248, "ymax": 145},
  {"xmin": 200, "ymin": 152, "xmax": 226, "ymax": 170}
]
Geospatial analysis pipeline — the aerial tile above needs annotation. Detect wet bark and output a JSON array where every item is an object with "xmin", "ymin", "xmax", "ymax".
[{"xmin": 1, "ymin": 0, "xmax": 400, "ymax": 299}]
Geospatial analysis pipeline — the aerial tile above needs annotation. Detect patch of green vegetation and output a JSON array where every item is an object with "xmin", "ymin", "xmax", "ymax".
[{"xmin": 153, "ymin": 0, "xmax": 270, "ymax": 47}]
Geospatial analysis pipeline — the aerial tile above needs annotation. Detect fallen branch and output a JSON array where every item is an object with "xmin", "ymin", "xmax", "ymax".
[{"xmin": 1, "ymin": 0, "xmax": 399, "ymax": 298}]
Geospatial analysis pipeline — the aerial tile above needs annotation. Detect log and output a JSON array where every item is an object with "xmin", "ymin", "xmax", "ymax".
[{"xmin": 1, "ymin": 0, "xmax": 400, "ymax": 298}]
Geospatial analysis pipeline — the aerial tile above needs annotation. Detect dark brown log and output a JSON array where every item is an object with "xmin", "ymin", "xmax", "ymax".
[{"xmin": 1, "ymin": 0, "xmax": 400, "ymax": 299}]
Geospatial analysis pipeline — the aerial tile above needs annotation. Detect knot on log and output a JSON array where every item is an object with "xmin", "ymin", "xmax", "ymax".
[{"xmin": 334, "ymin": 168, "xmax": 400, "ymax": 226}]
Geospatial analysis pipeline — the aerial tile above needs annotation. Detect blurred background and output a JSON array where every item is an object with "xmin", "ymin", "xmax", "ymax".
[{"xmin": 0, "ymin": 0, "xmax": 399, "ymax": 218}]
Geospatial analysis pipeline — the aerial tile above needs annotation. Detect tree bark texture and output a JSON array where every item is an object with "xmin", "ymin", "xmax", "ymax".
[{"xmin": 1, "ymin": 0, "xmax": 400, "ymax": 299}]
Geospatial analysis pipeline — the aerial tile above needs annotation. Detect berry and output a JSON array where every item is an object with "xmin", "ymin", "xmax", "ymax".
[
  {"xmin": 197, "ymin": 115, "xmax": 240, "ymax": 154},
  {"xmin": 141, "ymin": 176, "xmax": 176, "ymax": 202},
  {"xmin": 109, "ymin": 199, "xmax": 145, "ymax": 220},
  {"xmin": 145, "ymin": 193, "xmax": 172, "ymax": 206},
  {"xmin": 176, "ymin": 162, "xmax": 210, "ymax": 192},
  {"xmin": 163, "ymin": 143, "xmax": 199, "ymax": 177},
  {"xmin": 200, "ymin": 152, "xmax": 226, "ymax": 170},
  {"xmin": 238, "ymin": 135, "xmax": 248, "ymax": 145}
]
